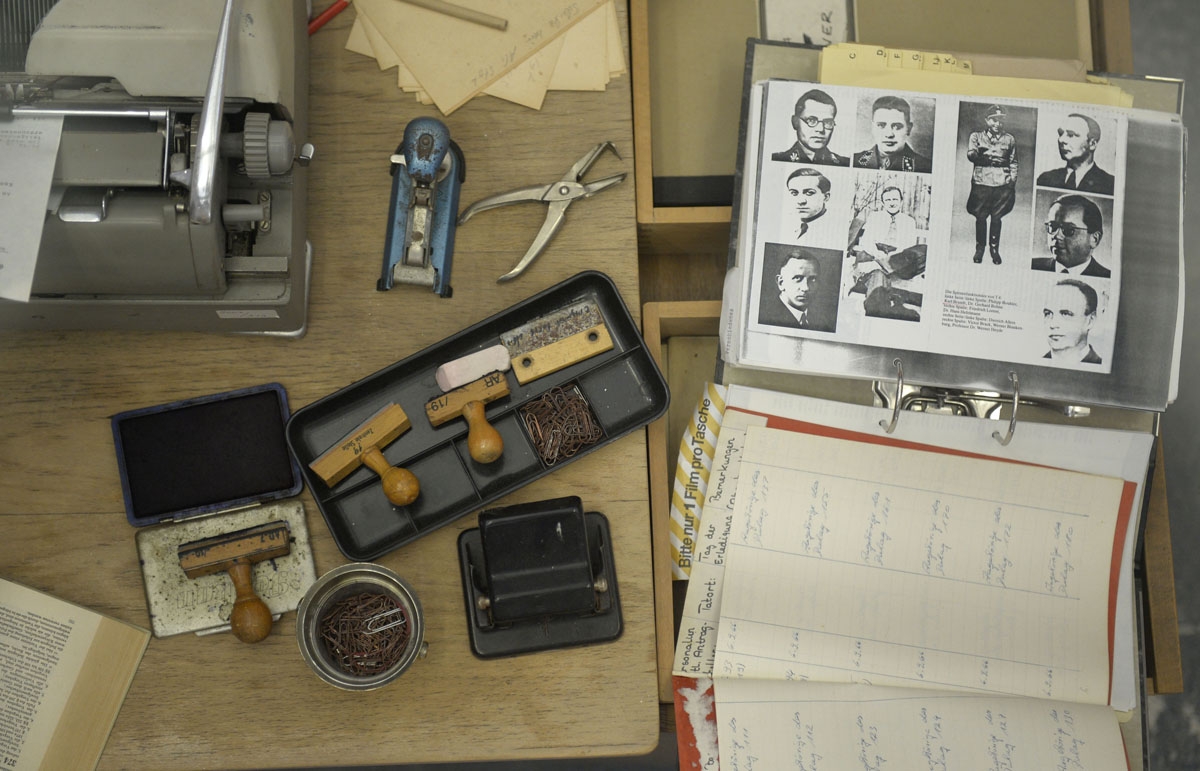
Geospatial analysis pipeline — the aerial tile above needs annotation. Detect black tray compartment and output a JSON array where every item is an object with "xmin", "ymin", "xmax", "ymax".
[{"xmin": 285, "ymin": 271, "xmax": 669, "ymax": 560}]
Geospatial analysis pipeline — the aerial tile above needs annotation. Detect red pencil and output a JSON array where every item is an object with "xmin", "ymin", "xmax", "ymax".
[{"xmin": 308, "ymin": 0, "xmax": 349, "ymax": 35}]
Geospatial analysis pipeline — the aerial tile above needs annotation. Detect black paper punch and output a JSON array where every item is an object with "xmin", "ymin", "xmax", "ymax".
[{"xmin": 457, "ymin": 496, "xmax": 621, "ymax": 658}]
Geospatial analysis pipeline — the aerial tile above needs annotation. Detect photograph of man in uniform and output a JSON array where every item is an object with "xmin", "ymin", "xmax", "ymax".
[
  {"xmin": 1032, "ymin": 194, "xmax": 1111, "ymax": 278},
  {"xmin": 785, "ymin": 167, "xmax": 832, "ymax": 239},
  {"xmin": 854, "ymin": 95, "xmax": 933, "ymax": 173},
  {"xmin": 1036, "ymin": 113, "xmax": 1115, "ymax": 195},
  {"xmin": 772, "ymin": 89, "xmax": 850, "ymax": 167},
  {"xmin": 758, "ymin": 247, "xmax": 839, "ymax": 332},
  {"xmin": 965, "ymin": 105, "xmax": 1018, "ymax": 265},
  {"xmin": 1043, "ymin": 278, "xmax": 1103, "ymax": 365}
]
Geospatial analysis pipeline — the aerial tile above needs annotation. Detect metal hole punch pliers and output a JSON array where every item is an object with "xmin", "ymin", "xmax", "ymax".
[{"xmin": 457, "ymin": 142, "xmax": 626, "ymax": 282}]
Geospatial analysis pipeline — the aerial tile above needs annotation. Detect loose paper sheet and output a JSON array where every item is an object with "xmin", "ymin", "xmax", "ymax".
[
  {"xmin": 545, "ymin": 4, "xmax": 609, "ymax": 91},
  {"xmin": 715, "ymin": 428, "xmax": 1126, "ymax": 704},
  {"xmin": 348, "ymin": 1, "xmax": 620, "ymax": 110},
  {"xmin": 819, "ymin": 44, "xmax": 1131, "ymax": 106},
  {"xmin": 0, "ymin": 115, "xmax": 63, "ymax": 303},
  {"xmin": 354, "ymin": 0, "xmax": 606, "ymax": 114},
  {"xmin": 760, "ymin": 0, "xmax": 852, "ymax": 47}
]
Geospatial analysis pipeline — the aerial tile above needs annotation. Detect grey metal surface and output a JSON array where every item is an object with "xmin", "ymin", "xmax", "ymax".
[
  {"xmin": 0, "ymin": 0, "xmax": 57, "ymax": 72},
  {"xmin": 1132, "ymin": 1, "xmax": 1200, "ymax": 768}
]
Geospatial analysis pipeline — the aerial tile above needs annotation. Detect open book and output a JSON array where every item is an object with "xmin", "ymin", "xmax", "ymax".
[
  {"xmin": 719, "ymin": 78, "xmax": 1185, "ymax": 410},
  {"xmin": 0, "ymin": 577, "xmax": 149, "ymax": 771},
  {"xmin": 673, "ymin": 385, "xmax": 1153, "ymax": 769}
]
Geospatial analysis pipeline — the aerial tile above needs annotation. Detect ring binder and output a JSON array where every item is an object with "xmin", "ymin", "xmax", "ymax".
[
  {"xmin": 991, "ymin": 371, "xmax": 1020, "ymax": 446},
  {"xmin": 878, "ymin": 357, "xmax": 904, "ymax": 434}
]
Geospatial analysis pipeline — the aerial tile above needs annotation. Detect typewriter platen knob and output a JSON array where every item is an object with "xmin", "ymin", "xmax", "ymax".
[{"xmin": 241, "ymin": 111, "xmax": 296, "ymax": 179}]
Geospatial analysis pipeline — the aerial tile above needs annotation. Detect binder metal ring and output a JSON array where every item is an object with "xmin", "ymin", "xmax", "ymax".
[
  {"xmin": 878, "ymin": 358, "xmax": 904, "ymax": 434},
  {"xmin": 991, "ymin": 372, "xmax": 1019, "ymax": 446}
]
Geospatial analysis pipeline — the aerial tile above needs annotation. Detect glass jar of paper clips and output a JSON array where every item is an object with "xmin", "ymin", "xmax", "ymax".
[{"xmin": 296, "ymin": 562, "xmax": 427, "ymax": 690}]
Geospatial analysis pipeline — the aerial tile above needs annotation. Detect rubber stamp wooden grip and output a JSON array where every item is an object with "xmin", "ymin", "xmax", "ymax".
[
  {"xmin": 426, "ymin": 372, "xmax": 510, "ymax": 464},
  {"xmin": 463, "ymin": 401, "xmax": 503, "ymax": 464},
  {"xmin": 178, "ymin": 520, "xmax": 292, "ymax": 644},
  {"xmin": 360, "ymin": 446, "xmax": 420, "ymax": 506},
  {"xmin": 309, "ymin": 403, "xmax": 419, "ymax": 505},
  {"xmin": 509, "ymin": 324, "xmax": 613, "ymax": 385},
  {"xmin": 227, "ymin": 561, "xmax": 274, "ymax": 643}
]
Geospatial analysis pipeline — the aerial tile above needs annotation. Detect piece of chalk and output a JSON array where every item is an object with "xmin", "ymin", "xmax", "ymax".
[{"xmin": 435, "ymin": 344, "xmax": 512, "ymax": 391}]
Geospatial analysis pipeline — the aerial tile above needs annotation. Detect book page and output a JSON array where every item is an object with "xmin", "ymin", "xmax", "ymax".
[
  {"xmin": 0, "ymin": 578, "xmax": 101, "ymax": 769},
  {"xmin": 740, "ymin": 80, "xmax": 1129, "ymax": 373},
  {"xmin": 716, "ymin": 678, "xmax": 1128, "ymax": 770},
  {"xmin": 714, "ymin": 427, "xmax": 1127, "ymax": 705},
  {"xmin": 722, "ymin": 74, "xmax": 1186, "ymax": 411}
]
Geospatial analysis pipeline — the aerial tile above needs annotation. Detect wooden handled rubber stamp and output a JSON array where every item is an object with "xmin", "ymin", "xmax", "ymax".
[
  {"xmin": 309, "ymin": 403, "xmax": 419, "ymax": 506},
  {"xmin": 500, "ymin": 299, "xmax": 613, "ymax": 385},
  {"xmin": 426, "ymin": 371, "xmax": 510, "ymax": 463},
  {"xmin": 178, "ymin": 520, "xmax": 292, "ymax": 643}
]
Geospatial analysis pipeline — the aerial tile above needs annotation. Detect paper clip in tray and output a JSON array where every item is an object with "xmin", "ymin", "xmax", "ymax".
[{"xmin": 285, "ymin": 271, "xmax": 669, "ymax": 560}]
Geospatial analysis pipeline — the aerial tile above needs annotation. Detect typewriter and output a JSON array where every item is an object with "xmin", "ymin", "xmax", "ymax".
[{"xmin": 0, "ymin": 0, "xmax": 313, "ymax": 335}]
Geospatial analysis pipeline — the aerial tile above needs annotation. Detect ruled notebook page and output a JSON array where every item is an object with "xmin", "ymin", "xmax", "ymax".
[
  {"xmin": 713, "ymin": 427, "xmax": 1125, "ymax": 705},
  {"xmin": 715, "ymin": 678, "xmax": 1128, "ymax": 771}
]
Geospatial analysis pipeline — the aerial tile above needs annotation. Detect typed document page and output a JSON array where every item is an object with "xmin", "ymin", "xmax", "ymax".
[{"xmin": 0, "ymin": 115, "xmax": 63, "ymax": 303}]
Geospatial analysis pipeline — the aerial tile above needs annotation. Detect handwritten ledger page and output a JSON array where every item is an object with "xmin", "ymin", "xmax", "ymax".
[
  {"xmin": 714, "ymin": 428, "xmax": 1127, "ymax": 704},
  {"xmin": 715, "ymin": 678, "xmax": 1128, "ymax": 770}
]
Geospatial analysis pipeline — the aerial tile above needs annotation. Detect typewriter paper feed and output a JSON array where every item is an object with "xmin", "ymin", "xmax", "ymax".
[
  {"xmin": 0, "ymin": 115, "xmax": 63, "ymax": 303},
  {"xmin": 737, "ymin": 80, "xmax": 1129, "ymax": 374}
]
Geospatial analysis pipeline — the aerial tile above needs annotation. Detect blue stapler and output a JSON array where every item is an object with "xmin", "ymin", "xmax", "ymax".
[{"xmin": 378, "ymin": 118, "xmax": 465, "ymax": 297}]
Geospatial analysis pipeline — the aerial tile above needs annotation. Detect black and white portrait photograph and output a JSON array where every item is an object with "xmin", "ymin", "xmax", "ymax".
[
  {"xmin": 950, "ymin": 101, "xmax": 1038, "ymax": 266},
  {"xmin": 852, "ymin": 93, "xmax": 935, "ymax": 173},
  {"xmin": 778, "ymin": 165, "xmax": 847, "ymax": 246},
  {"xmin": 1035, "ymin": 110, "xmax": 1119, "ymax": 196},
  {"xmin": 1038, "ymin": 276, "xmax": 1111, "ymax": 367},
  {"xmin": 1031, "ymin": 190, "xmax": 1115, "ymax": 278},
  {"xmin": 845, "ymin": 175, "xmax": 930, "ymax": 322},
  {"xmin": 756, "ymin": 243, "xmax": 843, "ymax": 333},
  {"xmin": 770, "ymin": 87, "xmax": 852, "ymax": 167}
]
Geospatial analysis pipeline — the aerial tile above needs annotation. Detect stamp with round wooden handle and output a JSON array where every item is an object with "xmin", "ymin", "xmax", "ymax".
[
  {"xmin": 358, "ymin": 444, "xmax": 421, "ymax": 505},
  {"xmin": 309, "ymin": 403, "xmax": 420, "ymax": 506},
  {"xmin": 426, "ymin": 371, "xmax": 510, "ymax": 463},
  {"xmin": 461, "ymin": 400, "xmax": 504, "ymax": 463},
  {"xmin": 178, "ymin": 521, "xmax": 292, "ymax": 643}
]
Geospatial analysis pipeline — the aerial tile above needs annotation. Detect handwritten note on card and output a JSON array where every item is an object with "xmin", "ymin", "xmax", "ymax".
[{"xmin": 714, "ymin": 428, "xmax": 1127, "ymax": 705}]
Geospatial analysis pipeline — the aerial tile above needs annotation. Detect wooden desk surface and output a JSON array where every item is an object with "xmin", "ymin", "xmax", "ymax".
[{"xmin": 0, "ymin": 5, "xmax": 660, "ymax": 768}]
